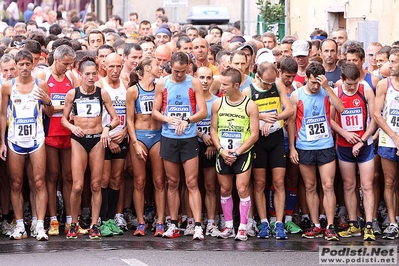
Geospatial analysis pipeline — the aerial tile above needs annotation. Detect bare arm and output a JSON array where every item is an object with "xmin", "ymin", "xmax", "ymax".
[
  {"xmin": 0, "ymin": 82, "xmax": 11, "ymax": 160},
  {"xmin": 277, "ymin": 84, "xmax": 294, "ymax": 120},
  {"xmin": 287, "ymin": 90, "xmax": 299, "ymax": 164}
]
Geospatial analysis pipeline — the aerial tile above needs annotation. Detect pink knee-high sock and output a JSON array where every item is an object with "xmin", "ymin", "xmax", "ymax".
[
  {"xmin": 239, "ymin": 196, "xmax": 251, "ymax": 225},
  {"xmin": 221, "ymin": 195, "xmax": 233, "ymax": 222}
]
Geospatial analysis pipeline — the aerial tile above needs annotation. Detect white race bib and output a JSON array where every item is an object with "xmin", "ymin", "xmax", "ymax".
[
  {"xmin": 220, "ymin": 131, "xmax": 242, "ymax": 150},
  {"xmin": 15, "ymin": 117, "xmax": 36, "ymax": 141},
  {"xmin": 51, "ymin": 93, "xmax": 66, "ymax": 117},
  {"xmin": 304, "ymin": 115, "xmax": 329, "ymax": 141},
  {"xmin": 166, "ymin": 105, "xmax": 190, "ymax": 129},
  {"xmin": 340, "ymin": 107, "xmax": 363, "ymax": 131},
  {"xmin": 139, "ymin": 94, "xmax": 154, "ymax": 115}
]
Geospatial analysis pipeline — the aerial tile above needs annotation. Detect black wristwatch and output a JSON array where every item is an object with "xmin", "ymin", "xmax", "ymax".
[
  {"xmin": 45, "ymin": 100, "xmax": 53, "ymax": 106},
  {"xmin": 182, "ymin": 116, "xmax": 190, "ymax": 124},
  {"xmin": 361, "ymin": 139, "xmax": 367, "ymax": 145},
  {"xmin": 105, "ymin": 124, "xmax": 113, "ymax": 130},
  {"xmin": 231, "ymin": 152, "xmax": 238, "ymax": 157}
]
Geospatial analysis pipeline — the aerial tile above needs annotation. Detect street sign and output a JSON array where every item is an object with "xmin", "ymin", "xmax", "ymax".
[{"xmin": 163, "ymin": 0, "xmax": 188, "ymax": 8}]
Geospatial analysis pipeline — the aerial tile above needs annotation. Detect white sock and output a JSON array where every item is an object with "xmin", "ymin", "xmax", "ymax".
[
  {"xmin": 16, "ymin": 219, "xmax": 24, "ymax": 227},
  {"xmin": 285, "ymin": 215, "xmax": 292, "ymax": 223},
  {"xmin": 50, "ymin": 216, "xmax": 57, "ymax": 222},
  {"xmin": 315, "ymin": 223, "xmax": 321, "ymax": 228},
  {"xmin": 301, "ymin": 214, "xmax": 309, "ymax": 221},
  {"xmin": 37, "ymin": 220, "xmax": 44, "ymax": 228},
  {"xmin": 248, "ymin": 218, "xmax": 254, "ymax": 225},
  {"xmin": 261, "ymin": 218, "xmax": 269, "ymax": 224},
  {"xmin": 319, "ymin": 214, "xmax": 326, "ymax": 220},
  {"xmin": 207, "ymin": 219, "xmax": 214, "ymax": 226},
  {"xmin": 66, "ymin": 216, "xmax": 72, "ymax": 224},
  {"xmin": 270, "ymin": 216, "xmax": 276, "ymax": 223}
]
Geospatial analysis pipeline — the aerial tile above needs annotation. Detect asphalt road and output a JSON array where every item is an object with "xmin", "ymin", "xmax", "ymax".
[{"xmin": 0, "ymin": 227, "xmax": 397, "ymax": 266}]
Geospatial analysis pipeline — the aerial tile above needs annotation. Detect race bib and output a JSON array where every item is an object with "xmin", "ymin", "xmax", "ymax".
[
  {"xmin": 139, "ymin": 94, "xmax": 154, "ymax": 115},
  {"xmin": 197, "ymin": 119, "xmax": 210, "ymax": 135},
  {"xmin": 76, "ymin": 99, "xmax": 101, "ymax": 117},
  {"xmin": 51, "ymin": 93, "xmax": 66, "ymax": 117},
  {"xmin": 304, "ymin": 115, "xmax": 329, "ymax": 141},
  {"xmin": 15, "ymin": 117, "xmax": 36, "ymax": 141},
  {"xmin": 259, "ymin": 109, "xmax": 280, "ymax": 133},
  {"xmin": 166, "ymin": 105, "xmax": 190, "ymax": 129},
  {"xmin": 220, "ymin": 131, "xmax": 242, "ymax": 150},
  {"xmin": 340, "ymin": 107, "xmax": 363, "ymax": 131},
  {"xmin": 387, "ymin": 108, "xmax": 399, "ymax": 133},
  {"xmin": 113, "ymin": 107, "xmax": 126, "ymax": 128}
]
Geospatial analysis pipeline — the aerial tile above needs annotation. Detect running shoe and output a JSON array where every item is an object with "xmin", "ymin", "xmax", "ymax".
[
  {"xmin": 382, "ymin": 215, "xmax": 390, "ymax": 229},
  {"xmin": 48, "ymin": 220, "xmax": 59, "ymax": 236},
  {"xmin": 301, "ymin": 217, "xmax": 311, "ymax": 231},
  {"xmin": 66, "ymin": 223, "xmax": 78, "ymax": 239},
  {"xmin": 302, "ymin": 224, "xmax": 323, "ymax": 238},
  {"xmin": 1, "ymin": 220, "xmax": 14, "ymax": 236},
  {"xmin": 154, "ymin": 223, "xmax": 165, "ymax": 237},
  {"xmin": 134, "ymin": 223, "xmax": 147, "ymax": 236},
  {"xmin": 144, "ymin": 205, "xmax": 155, "ymax": 224},
  {"xmin": 107, "ymin": 219, "xmax": 124, "ymax": 235},
  {"xmin": 205, "ymin": 223, "xmax": 221, "ymax": 237},
  {"xmin": 184, "ymin": 221, "xmax": 195, "ymax": 236},
  {"xmin": 246, "ymin": 220, "xmax": 259, "ymax": 237},
  {"xmin": 193, "ymin": 225, "xmax": 204, "ymax": 240},
  {"xmin": 162, "ymin": 223, "xmax": 180, "ymax": 238},
  {"xmin": 319, "ymin": 217, "xmax": 327, "ymax": 231},
  {"xmin": 357, "ymin": 216, "xmax": 365, "ymax": 229},
  {"xmin": 337, "ymin": 215, "xmax": 349, "ymax": 230},
  {"xmin": 114, "ymin": 215, "xmax": 128, "ymax": 231},
  {"xmin": 89, "ymin": 224, "xmax": 101, "ymax": 239},
  {"xmin": 9, "ymin": 225, "xmax": 27, "ymax": 240},
  {"xmin": 325, "ymin": 225, "xmax": 339, "ymax": 241},
  {"xmin": 79, "ymin": 209, "xmax": 91, "ymax": 229},
  {"xmin": 218, "ymin": 227, "xmax": 235, "ymax": 239},
  {"xmin": 382, "ymin": 224, "xmax": 399, "ymax": 240},
  {"xmin": 285, "ymin": 220, "xmax": 302, "ymax": 234},
  {"xmin": 274, "ymin": 222, "xmax": 287, "ymax": 240},
  {"xmin": 364, "ymin": 225, "xmax": 375, "ymax": 241},
  {"xmin": 30, "ymin": 221, "xmax": 37, "ymax": 237},
  {"xmin": 35, "ymin": 226, "xmax": 48, "ymax": 241},
  {"xmin": 292, "ymin": 214, "xmax": 302, "ymax": 227},
  {"xmin": 100, "ymin": 223, "xmax": 113, "ymax": 237},
  {"xmin": 258, "ymin": 222, "xmax": 270, "ymax": 239},
  {"xmin": 338, "ymin": 222, "xmax": 361, "ymax": 237},
  {"xmin": 235, "ymin": 228, "xmax": 248, "ymax": 241},
  {"xmin": 270, "ymin": 221, "xmax": 276, "ymax": 234},
  {"xmin": 372, "ymin": 218, "xmax": 382, "ymax": 235},
  {"xmin": 124, "ymin": 208, "xmax": 138, "ymax": 229},
  {"xmin": 65, "ymin": 223, "xmax": 88, "ymax": 235}
]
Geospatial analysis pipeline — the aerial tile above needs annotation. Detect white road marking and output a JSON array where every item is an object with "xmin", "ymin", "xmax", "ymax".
[{"xmin": 121, "ymin": 258, "xmax": 149, "ymax": 266}]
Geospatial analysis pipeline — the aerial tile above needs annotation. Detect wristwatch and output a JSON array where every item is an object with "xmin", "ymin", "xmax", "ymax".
[
  {"xmin": 105, "ymin": 124, "xmax": 113, "ymax": 130},
  {"xmin": 231, "ymin": 152, "xmax": 238, "ymax": 157},
  {"xmin": 182, "ymin": 116, "xmax": 190, "ymax": 124},
  {"xmin": 45, "ymin": 100, "xmax": 53, "ymax": 106}
]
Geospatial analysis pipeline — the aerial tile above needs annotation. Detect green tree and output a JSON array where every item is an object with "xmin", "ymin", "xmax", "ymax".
[{"xmin": 257, "ymin": 0, "xmax": 285, "ymax": 31}]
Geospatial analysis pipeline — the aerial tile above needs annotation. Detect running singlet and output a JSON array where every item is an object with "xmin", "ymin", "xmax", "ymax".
[
  {"xmin": 161, "ymin": 75, "xmax": 197, "ymax": 139},
  {"xmin": 379, "ymin": 77, "xmax": 399, "ymax": 148},
  {"xmin": 336, "ymin": 84, "xmax": 369, "ymax": 147},
  {"xmin": 217, "ymin": 96, "xmax": 251, "ymax": 152},
  {"xmin": 197, "ymin": 94, "xmax": 218, "ymax": 142},
  {"xmin": 135, "ymin": 82, "xmax": 155, "ymax": 114},
  {"xmin": 249, "ymin": 83, "xmax": 284, "ymax": 133},
  {"xmin": 295, "ymin": 86, "xmax": 333, "ymax": 150},
  {"xmin": 101, "ymin": 78, "xmax": 127, "ymax": 137},
  {"xmin": 72, "ymin": 87, "xmax": 103, "ymax": 117},
  {"xmin": 44, "ymin": 68, "xmax": 73, "ymax": 136},
  {"xmin": 239, "ymin": 75, "xmax": 253, "ymax": 92},
  {"xmin": 364, "ymin": 72, "xmax": 375, "ymax": 93},
  {"xmin": 7, "ymin": 79, "xmax": 45, "ymax": 148}
]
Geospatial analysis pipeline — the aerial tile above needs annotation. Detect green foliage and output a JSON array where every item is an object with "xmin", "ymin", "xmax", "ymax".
[{"xmin": 257, "ymin": 0, "xmax": 285, "ymax": 23}]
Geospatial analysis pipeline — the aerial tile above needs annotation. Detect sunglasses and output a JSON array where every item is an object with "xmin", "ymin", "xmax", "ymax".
[{"xmin": 257, "ymin": 74, "xmax": 275, "ymax": 85}]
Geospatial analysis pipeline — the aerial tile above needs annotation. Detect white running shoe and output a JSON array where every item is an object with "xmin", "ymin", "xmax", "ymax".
[
  {"xmin": 192, "ymin": 225, "xmax": 204, "ymax": 240},
  {"xmin": 30, "ymin": 222, "xmax": 37, "ymax": 237},
  {"xmin": 235, "ymin": 227, "xmax": 248, "ymax": 241},
  {"xmin": 218, "ymin": 227, "xmax": 235, "ymax": 239},
  {"xmin": 114, "ymin": 215, "xmax": 128, "ymax": 231},
  {"xmin": 9, "ymin": 225, "xmax": 27, "ymax": 240},
  {"xmin": 162, "ymin": 223, "xmax": 180, "ymax": 238},
  {"xmin": 184, "ymin": 222, "xmax": 195, "ymax": 236},
  {"xmin": 246, "ymin": 220, "xmax": 259, "ymax": 237},
  {"xmin": 1, "ymin": 220, "xmax": 14, "ymax": 236},
  {"xmin": 35, "ymin": 226, "xmax": 49, "ymax": 241},
  {"xmin": 206, "ymin": 224, "xmax": 221, "ymax": 237}
]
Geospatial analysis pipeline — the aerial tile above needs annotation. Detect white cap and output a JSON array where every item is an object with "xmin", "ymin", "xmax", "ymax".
[
  {"xmin": 292, "ymin": 40, "xmax": 310, "ymax": 57},
  {"xmin": 256, "ymin": 48, "xmax": 275, "ymax": 64}
]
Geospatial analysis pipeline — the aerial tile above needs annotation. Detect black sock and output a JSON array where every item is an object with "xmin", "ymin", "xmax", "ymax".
[
  {"xmin": 195, "ymin": 222, "xmax": 201, "ymax": 227},
  {"xmin": 100, "ymin": 187, "xmax": 108, "ymax": 222},
  {"xmin": 107, "ymin": 188, "xmax": 120, "ymax": 220}
]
